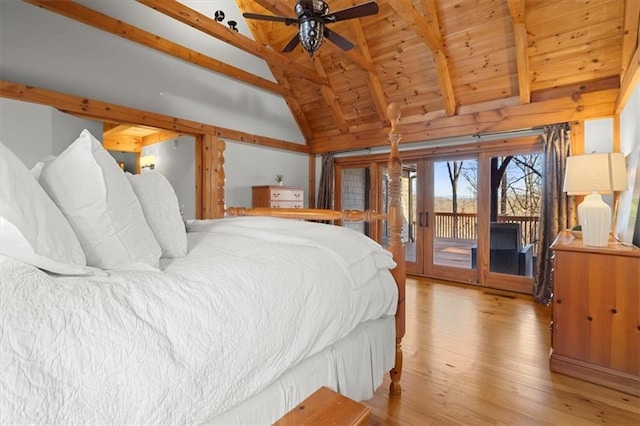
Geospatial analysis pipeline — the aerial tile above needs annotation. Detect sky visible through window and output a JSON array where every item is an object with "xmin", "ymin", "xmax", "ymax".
[{"xmin": 433, "ymin": 161, "xmax": 475, "ymax": 198}]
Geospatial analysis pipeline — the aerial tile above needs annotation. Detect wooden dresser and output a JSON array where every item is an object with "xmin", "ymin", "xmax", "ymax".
[
  {"xmin": 550, "ymin": 231, "xmax": 640, "ymax": 396},
  {"xmin": 252, "ymin": 185, "xmax": 304, "ymax": 208}
]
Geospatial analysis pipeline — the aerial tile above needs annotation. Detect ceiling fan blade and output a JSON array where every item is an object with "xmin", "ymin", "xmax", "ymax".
[
  {"xmin": 242, "ymin": 12, "xmax": 297, "ymax": 26},
  {"xmin": 282, "ymin": 33, "xmax": 301, "ymax": 52},
  {"xmin": 323, "ymin": 2, "xmax": 379, "ymax": 23},
  {"xmin": 324, "ymin": 28, "xmax": 355, "ymax": 51}
]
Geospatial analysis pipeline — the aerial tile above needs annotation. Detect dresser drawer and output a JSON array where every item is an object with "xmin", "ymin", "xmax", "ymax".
[
  {"xmin": 270, "ymin": 201, "xmax": 303, "ymax": 208},
  {"xmin": 269, "ymin": 188, "xmax": 303, "ymax": 201}
]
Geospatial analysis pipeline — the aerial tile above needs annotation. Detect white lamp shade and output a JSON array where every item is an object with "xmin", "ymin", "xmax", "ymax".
[
  {"xmin": 563, "ymin": 152, "xmax": 628, "ymax": 195},
  {"xmin": 563, "ymin": 152, "xmax": 628, "ymax": 247}
]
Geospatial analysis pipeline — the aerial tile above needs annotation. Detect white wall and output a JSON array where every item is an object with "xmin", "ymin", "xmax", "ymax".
[
  {"xmin": 224, "ymin": 142, "xmax": 309, "ymax": 208},
  {"xmin": 142, "ymin": 136, "xmax": 197, "ymax": 220},
  {"xmin": 616, "ymin": 83, "xmax": 640, "ymax": 244},
  {"xmin": 0, "ymin": 98, "xmax": 102, "ymax": 167},
  {"xmin": 584, "ymin": 118, "xmax": 614, "ymax": 154},
  {"xmin": 0, "ymin": 1, "xmax": 302, "ymax": 143},
  {"xmin": 620, "ymin": 83, "xmax": 640, "ymax": 156},
  {"xmin": 0, "ymin": 0, "xmax": 308, "ymax": 199}
]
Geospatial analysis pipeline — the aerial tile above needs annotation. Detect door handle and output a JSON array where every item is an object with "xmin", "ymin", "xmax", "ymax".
[{"xmin": 418, "ymin": 212, "xmax": 429, "ymax": 227}]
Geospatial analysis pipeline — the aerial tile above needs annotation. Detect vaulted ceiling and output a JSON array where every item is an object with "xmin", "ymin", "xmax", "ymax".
[{"xmin": 23, "ymin": 0, "xmax": 640, "ymax": 154}]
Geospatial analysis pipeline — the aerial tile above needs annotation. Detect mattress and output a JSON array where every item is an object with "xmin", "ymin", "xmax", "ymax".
[{"xmin": 0, "ymin": 217, "xmax": 398, "ymax": 424}]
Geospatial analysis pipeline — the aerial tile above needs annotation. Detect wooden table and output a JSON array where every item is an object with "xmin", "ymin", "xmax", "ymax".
[{"xmin": 274, "ymin": 387, "xmax": 370, "ymax": 425}]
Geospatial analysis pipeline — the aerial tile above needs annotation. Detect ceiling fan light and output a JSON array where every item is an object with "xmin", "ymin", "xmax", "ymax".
[{"xmin": 300, "ymin": 19, "xmax": 324, "ymax": 56}]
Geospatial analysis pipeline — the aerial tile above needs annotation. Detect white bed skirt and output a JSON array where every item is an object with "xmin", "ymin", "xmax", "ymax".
[{"xmin": 206, "ymin": 315, "xmax": 396, "ymax": 425}]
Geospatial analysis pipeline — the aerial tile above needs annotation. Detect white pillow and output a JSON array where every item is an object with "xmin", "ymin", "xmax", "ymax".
[
  {"xmin": 0, "ymin": 143, "xmax": 90, "ymax": 275},
  {"xmin": 30, "ymin": 155, "xmax": 55, "ymax": 180},
  {"xmin": 127, "ymin": 171, "xmax": 187, "ymax": 258},
  {"xmin": 38, "ymin": 129, "xmax": 162, "ymax": 269}
]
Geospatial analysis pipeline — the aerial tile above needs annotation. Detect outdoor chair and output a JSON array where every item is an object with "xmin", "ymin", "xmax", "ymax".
[{"xmin": 471, "ymin": 222, "xmax": 534, "ymax": 276}]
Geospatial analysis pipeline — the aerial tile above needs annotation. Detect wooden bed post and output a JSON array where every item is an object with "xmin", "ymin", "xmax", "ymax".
[
  {"xmin": 386, "ymin": 103, "xmax": 405, "ymax": 398},
  {"xmin": 225, "ymin": 103, "xmax": 407, "ymax": 398}
]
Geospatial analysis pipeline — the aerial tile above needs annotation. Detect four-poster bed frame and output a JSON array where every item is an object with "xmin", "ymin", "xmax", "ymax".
[{"xmin": 0, "ymin": 80, "xmax": 406, "ymax": 397}]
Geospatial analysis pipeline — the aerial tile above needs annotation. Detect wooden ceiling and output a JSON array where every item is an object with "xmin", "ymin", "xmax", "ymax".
[
  {"xmin": 102, "ymin": 123, "xmax": 180, "ymax": 153},
  {"xmin": 24, "ymin": 0, "xmax": 640, "ymax": 155}
]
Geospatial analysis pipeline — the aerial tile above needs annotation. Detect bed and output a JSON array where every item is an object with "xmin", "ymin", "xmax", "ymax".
[{"xmin": 0, "ymin": 85, "xmax": 406, "ymax": 424}]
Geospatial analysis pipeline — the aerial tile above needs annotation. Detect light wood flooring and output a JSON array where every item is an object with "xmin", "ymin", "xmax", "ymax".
[{"xmin": 362, "ymin": 277, "xmax": 640, "ymax": 425}]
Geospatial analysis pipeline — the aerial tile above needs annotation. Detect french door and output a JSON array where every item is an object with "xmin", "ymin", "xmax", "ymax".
[
  {"xmin": 334, "ymin": 136, "xmax": 541, "ymax": 293},
  {"xmin": 404, "ymin": 156, "xmax": 479, "ymax": 283}
]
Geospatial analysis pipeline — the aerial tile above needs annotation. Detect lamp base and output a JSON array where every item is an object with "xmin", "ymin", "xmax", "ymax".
[{"xmin": 578, "ymin": 192, "xmax": 611, "ymax": 247}]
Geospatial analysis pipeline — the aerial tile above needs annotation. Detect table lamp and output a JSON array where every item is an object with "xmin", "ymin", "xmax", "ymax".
[{"xmin": 563, "ymin": 152, "xmax": 628, "ymax": 247}]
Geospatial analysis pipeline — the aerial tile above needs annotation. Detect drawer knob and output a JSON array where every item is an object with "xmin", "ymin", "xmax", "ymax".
[
  {"xmin": 273, "ymin": 192, "xmax": 280, "ymax": 197},
  {"xmin": 587, "ymin": 316, "xmax": 593, "ymax": 322},
  {"xmin": 611, "ymin": 308, "xmax": 617, "ymax": 314},
  {"xmin": 556, "ymin": 299, "xmax": 562, "ymax": 304}
]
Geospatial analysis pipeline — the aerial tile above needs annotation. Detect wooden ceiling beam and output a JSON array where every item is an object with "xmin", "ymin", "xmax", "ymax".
[
  {"xmin": 103, "ymin": 124, "xmax": 136, "ymax": 138},
  {"xmin": 103, "ymin": 135, "xmax": 143, "ymax": 153},
  {"xmin": 351, "ymin": 20, "xmax": 388, "ymax": 124},
  {"xmin": 0, "ymin": 80, "xmax": 309, "ymax": 154},
  {"xmin": 137, "ymin": 0, "xmax": 328, "ymax": 87},
  {"xmin": 506, "ymin": 0, "xmax": 531, "ymax": 104},
  {"xmin": 620, "ymin": 0, "xmax": 640, "ymax": 84},
  {"xmin": 309, "ymin": 88, "xmax": 618, "ymax": 154},
  {"xmin": 23, "ymin": 0, "xmax": 287, "ymax": 97},
  {"xmin": 389, "ymin": 0, "xmax": 456, "ymax": 116},
  {"xmin": 251, "ymin": 0, "xmax": 291, "ymax": 18},
  {"xmin": 141, "ymin": 130, "xmax": 181, "ymax": 147},
  {"xmin": 615, "ymin": 43, "xmax": 639, "ymax": 114},
  {"xmin": 313, "ymin": 56, "xmax": 348, "ymax": 133}
]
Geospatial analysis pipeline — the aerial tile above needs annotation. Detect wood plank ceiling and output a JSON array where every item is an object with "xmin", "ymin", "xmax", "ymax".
[{"xmin": 24, "ymin": 0, "xmax": 640, "ymax": 155}]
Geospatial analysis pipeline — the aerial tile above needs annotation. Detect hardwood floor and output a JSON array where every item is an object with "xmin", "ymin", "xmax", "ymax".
[{"xmin": 363, "ymin": 277, "xmax": 640, "ymax": 425}]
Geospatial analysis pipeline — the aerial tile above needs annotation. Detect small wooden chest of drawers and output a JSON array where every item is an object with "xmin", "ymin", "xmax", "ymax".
[
  {"xmin": 252, "ymin": 185, "xmax": 304, "ymax": 208},
  {"xmin": 550, "ymin": 231, "xmax": 640, "ymax": 396}
]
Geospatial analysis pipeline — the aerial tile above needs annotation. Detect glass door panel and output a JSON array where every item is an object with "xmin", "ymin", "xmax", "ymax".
[
  {"xmin": 488, "ymin": 154, "xmax": 542, "ymax": 277},
  {"xmin": 341, "ymin": 167, "xmax": 369, "ymax": 235},
  {"xmin": 432, "ymin": 159, "xmax": 478, "ymax": 270}
]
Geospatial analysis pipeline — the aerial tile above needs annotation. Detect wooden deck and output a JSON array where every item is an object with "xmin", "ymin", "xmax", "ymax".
[{"xmin": 405, "ymin": 238, "xmax": 476, "ymax": 269}]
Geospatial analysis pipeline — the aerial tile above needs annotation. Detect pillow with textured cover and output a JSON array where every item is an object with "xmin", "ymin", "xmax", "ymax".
[
  {"xmin": 127, "ymin": 171, "xmax": 187, "ymax": 258},
  {"xmin": 0, "ymin": 142, "xmax": 90, "ymax": 275},
  {"xmin": 38, "ymin": 129, "xmax": 161, "ymax": 270}
]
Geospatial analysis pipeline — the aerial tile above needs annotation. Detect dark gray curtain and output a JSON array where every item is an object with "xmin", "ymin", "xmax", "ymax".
[
  {"xmin": 533, "ymin": 124, "xmax": 577, "ymax": 305},
  {"xmin": 317, "ymin": 153, "xmax": 334, "ymax": 209}
]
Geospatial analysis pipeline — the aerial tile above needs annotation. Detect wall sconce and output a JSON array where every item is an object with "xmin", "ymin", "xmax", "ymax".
[
  {"xmin": 563, "ymin": 152, "xmax": 628, "ymax": 246},
  {"xmin": 140, "ymin": 154, "xmax": 156, "ymax": 170}
]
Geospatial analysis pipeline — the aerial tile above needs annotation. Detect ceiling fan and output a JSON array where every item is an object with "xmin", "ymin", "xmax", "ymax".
[{"xmin": 243, "ymin": 0, "xmax": 379, "ymax": 56}]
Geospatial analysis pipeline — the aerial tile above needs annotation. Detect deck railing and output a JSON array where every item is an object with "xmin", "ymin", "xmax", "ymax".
[{"xmin": 433, "ymin": 212, "xmax": 539, "ymax": 246}]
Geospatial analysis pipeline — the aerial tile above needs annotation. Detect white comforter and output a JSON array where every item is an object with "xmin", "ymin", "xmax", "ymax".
[{"xmin": 1, "ymin": 217, "xmax": 398, "ymax": 424}]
